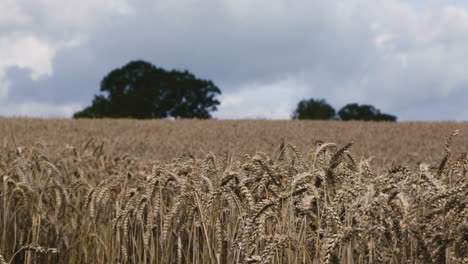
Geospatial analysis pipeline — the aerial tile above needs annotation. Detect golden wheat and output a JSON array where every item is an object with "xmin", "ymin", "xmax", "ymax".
[{"xmin": 0, "ymin": 119, "xmax": 467, "ymax": 263}]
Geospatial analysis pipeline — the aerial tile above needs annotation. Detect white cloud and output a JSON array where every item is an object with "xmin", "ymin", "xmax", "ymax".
[
  {"xmin": 0, "ymin": 102, "xmax": 82, "ymax": 118},
  {"xmin": 0, "ymin": 34, "xmax": 56, "ymax": 99},
  {"xmin": 219, "ymin": 95, "xmax": 244, "ymax": 107},
  {"xmin": 0, "ymin": 34, "xmax": 55, "ymax": 79},
  {"xmin": 0, "ymin": 0, "xmax": 132, "ymax": 102},
  {"xmin": 0, "ymin": 0, "xmax": 32, "ymax": 25},
  {"xmin": 216, "ymin": 77, "xmax": 311, "ymax": 119},
  {"xmin": 360, "ymin": 1, "xmax": 468, "ymax": 100}
]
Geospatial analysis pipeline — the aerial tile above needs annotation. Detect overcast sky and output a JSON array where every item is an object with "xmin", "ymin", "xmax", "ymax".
[{"xmin": 1, "ymin": 0, "xmax": 467, "ymax": 121}]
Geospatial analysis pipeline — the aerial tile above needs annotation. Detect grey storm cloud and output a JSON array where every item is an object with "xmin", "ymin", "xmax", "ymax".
[{"xmin": 0, "ymin": 0, "xmax": 467, "ymax": 120}]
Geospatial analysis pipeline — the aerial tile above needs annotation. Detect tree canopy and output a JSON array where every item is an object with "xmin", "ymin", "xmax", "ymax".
[
  {"xmin": 74, "ymin": 60, "xmax": 221, "ymax": 119},
  {"xmin": 292, "ymin": 98, "xmax": 336, "ymax": 120},
  {"xmin": 292, "ymin": 98, "xmax": 397, "ymax": 121},
  {"xmin": 338, "ymin": 103, "xmax": 397, "ymax": 121}
]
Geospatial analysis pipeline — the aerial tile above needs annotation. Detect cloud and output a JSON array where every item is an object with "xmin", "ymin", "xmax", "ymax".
[
  {"xmin": 17, "ymin": 0, "xmax": 133, "ymax": 30},
  {"xmin": 1, "ymin": 0, "xmax": 468, "ymax": 120},
  {"xmin": 0, "ymin": 0, "xmax": 32, "ymax": 25},
  {"xmin": 0, "ymin": 34, "xmax": 56, "ymax": 99},
  {"xmin": 350, "ymin": 0, "xmax": 468, "ymax": 118},
  {"xmin": 0, "ymin": 101, "xmax": 82, "ymax": 118},
  {"xmin": 0, "ymin": 0, "xmax": 133, "ymax": 108},
  {"xmin": 216, "ymin": 76, "xmax": 311, "ymax": 119}
]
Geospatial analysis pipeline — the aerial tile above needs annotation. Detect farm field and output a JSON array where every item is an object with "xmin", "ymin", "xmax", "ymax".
[
  {"xmin": 2, "ymin": 119, "xmax": 468, "ymax": 170},
  {"xmin": 0, "ymin": 118, "xmax": 467, "ymax": 263}
]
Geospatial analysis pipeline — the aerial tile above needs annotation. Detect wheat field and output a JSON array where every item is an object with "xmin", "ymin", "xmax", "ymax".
[{"xmin": 0, "ymin": 118, "xmax": 466, "ymax": 263}]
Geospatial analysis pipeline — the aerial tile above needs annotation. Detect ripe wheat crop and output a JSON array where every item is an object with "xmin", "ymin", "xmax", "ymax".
[{"xmin": 0, "ymin": 119, "xmax": 466, "ymax": 263}]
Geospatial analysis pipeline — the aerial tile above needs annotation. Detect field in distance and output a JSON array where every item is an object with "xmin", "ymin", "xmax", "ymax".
[
  {"xmin": 0, "ymin": 118, "xmax": 466, "ymax": 263},
  {"xmin": 1, "ymin": 118, "xmax": 467, "ymax": 171}
]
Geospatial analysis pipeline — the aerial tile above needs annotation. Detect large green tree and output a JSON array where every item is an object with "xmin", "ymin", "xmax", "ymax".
[
  {"xmin": 292, "ymin": 98, "xmax": 336, "ymax": 120},
  {"xmin": 338, "ymin": 103, "xmax": 396, "ymax": 121},
  {"xmin": 74, "ymin": 60, "xmax": 221, "ymax": 119}
]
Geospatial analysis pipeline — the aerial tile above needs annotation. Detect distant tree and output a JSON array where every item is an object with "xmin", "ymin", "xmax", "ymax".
[
  {"xmin": 338, "ymin": 103, "xmax": 397, "ymax": 121},
  {"xmin": 74, "ymin": 60, "xmax": 221, "ymax": 119},
  {"xmin": 292, "ymin": 98, "xmax": 336, "ymax": 120}
]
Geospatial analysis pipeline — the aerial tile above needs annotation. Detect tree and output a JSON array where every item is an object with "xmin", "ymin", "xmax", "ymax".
[
  {"xmin": 74, "ymin": 60, "xmax": 221, "ymax": 119},
  {"xmin": 338, "ymin": 103, "xmax": 396, "ymax": 121},
  {"xmin": 292, "ymin": 98, "xmax": 336, "ymax": 120}
]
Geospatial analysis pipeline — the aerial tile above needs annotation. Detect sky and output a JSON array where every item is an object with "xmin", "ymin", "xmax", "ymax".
[{"xmin": 1, "ymin": 0, "xmax": 468, "ymax": 121}]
